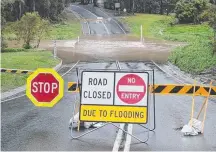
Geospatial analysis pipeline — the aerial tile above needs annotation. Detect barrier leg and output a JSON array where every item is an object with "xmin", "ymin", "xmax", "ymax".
[{"xmin": 201, "ymin": 81, "xmax": 213, "ymax": 133}]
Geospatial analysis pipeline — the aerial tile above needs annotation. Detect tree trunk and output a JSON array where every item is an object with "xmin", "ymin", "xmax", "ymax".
[
  {"xmin": 19, "ymin": 2, "xmax": 22, "ymax": 19},
  {"xmin": 36, "ymin": 39, "xmax": 41, "ymax": 48},
  {"xmin": 160, "ymin": 0, "xmax": 163, "ymax": 15},
  {"xmin": 143, "ymin": 0, "xmax": 146, "ymax": 13},
  {"xmin": 33, "ymin": 0, "xmax": 36, "ymax": 11}
]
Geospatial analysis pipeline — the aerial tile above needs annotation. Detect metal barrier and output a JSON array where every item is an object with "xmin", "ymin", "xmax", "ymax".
[{"xmin": 1, "ymin": 68, "xmax": 33, "ymax": 75}]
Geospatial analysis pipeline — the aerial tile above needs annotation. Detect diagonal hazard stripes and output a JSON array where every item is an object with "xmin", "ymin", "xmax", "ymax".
[
  {"xmin": 68, "ymin": 82, "xmax": 216, "ymax": 96},
  {"xmin": 151, "ymin": 84, "xmax": 216, "ymax": 96},
  {"xmin": 68, "ymin": 82, "xmax": 80, "ymax": 92},
  {"xmin": 1, "ymin": 68, "xmax": 33, "ymax": 75}
]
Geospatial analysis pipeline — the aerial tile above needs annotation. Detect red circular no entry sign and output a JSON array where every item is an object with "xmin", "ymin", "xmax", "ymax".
[{"xmin": 116, "ymin": 74, "xmax": 146, "ymax": 104}]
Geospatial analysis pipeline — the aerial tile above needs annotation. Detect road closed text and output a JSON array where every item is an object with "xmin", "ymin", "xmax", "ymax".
[
  {"xmin": 83, "ymin": 78, "xmax": 112, "ymax": 99},
  {"xmin": 80, "ymin": 105, "xmax": 147, "ymax": 123}
]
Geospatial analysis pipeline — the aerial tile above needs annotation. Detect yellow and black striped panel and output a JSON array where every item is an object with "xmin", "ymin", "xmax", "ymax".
[
  {"xmin": 151, "ymin": 84, "xmax": 216, "ymax": 96},
  {"xmin": 67, "ymin": 82, "xmax": 216, "ymax": 97},
  {"xmin": 1, "ymin": 68, "xmax": 33, "ymax": 75},
  {"xmin": 68, "ymin": 82, "xmax": 79, "ymax": 92}
]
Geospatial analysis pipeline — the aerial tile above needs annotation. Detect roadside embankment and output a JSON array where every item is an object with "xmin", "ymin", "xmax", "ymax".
[
  {"xmin": 1, "ymin": 10, "xmax": 81, "ymax": 93},
  {"xmin": 121, "ymin": 14, "xmax": 216, "ymax": 74}
]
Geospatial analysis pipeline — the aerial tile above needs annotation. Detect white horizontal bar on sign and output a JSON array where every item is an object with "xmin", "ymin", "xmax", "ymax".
[{"xmin": 118, "ymin": 85, "xmax": 144, "ymax": 92}]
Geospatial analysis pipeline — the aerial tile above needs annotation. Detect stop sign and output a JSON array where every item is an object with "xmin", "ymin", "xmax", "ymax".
[{"xmin": 26, "ymin": 68, "xmax": 64, "ymax": 107}]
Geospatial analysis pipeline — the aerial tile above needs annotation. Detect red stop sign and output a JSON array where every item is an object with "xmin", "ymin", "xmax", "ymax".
[
  {"xmin": 116, "ymin": 74, "xmax": 146, "ymax": 104},
  {"xmin": 31, "ymin": 73, "xmax": 59, "ymax": 102},
  {"xmin": 26, "ymin": 68, "xmax": 64, "ymax": 107}
]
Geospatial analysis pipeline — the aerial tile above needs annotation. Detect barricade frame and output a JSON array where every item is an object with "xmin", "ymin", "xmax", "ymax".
[{"xmin": 70, "ymin": 67, "xmax": 156, "ymax": 143}]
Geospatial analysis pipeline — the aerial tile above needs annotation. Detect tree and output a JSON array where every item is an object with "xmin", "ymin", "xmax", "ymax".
[
  {"xmin": 206, "ymin": 4, "xmax": 216, "ymax": 53},
  {"xmin": 175, "ymin": 0, "xmax": 209, "ymax": 23},
  {"xmin": 14, "ymin": 12, "xmax": 41, "ymax": 48},
  {"xmin": 36, "ymin": 19, "xmax": 50, "ymax": 48}
]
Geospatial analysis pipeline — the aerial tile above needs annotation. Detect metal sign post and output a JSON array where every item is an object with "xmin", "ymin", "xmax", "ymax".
[
  {"xmin": 69, "ymin": 68, "xmax": 156, "ymax": 143},
  {"xmin": 53, "ymin": 40, "xmax": 57, "ymax": 58}
]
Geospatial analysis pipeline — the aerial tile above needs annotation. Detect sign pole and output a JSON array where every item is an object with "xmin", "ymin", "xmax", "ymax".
[
  {"xmin": 140, "ymin": 25, "xmax": 143, "ymax": 43},
  {"xmin": 54, "ymin": 40, "xmax": 57, "ymax": 58},
  {"xmin": 70, "ymin": 68, "xmax": 150, "ymax": 143}
]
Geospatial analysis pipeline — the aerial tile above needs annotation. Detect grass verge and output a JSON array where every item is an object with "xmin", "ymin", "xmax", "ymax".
[
  {"xmin": 1, "ymin": 50, "xmax": 60, "ymax": 92},
  {"xmin": 121, "ymin": 14, "xmax": 216, "ymax": 74},
  {"xmin": 2, "ymin": 11, "xmax": 81, "ymax": 41}
]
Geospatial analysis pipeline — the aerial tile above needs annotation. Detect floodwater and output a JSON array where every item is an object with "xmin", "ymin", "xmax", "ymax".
[{"xmin": 7, "ymin": 35, "xmax": 183, "ymax": 64}]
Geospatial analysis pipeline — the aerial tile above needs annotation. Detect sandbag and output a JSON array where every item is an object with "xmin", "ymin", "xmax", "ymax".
[{"xmin": 181, "ymin": 118, "xmax": 202, "ymax": 136}]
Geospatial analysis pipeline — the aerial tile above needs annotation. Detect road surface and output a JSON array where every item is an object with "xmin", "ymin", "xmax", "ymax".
[{"xmin": 1, "ymin": 4, "xmax": 216, "ymax": 151}]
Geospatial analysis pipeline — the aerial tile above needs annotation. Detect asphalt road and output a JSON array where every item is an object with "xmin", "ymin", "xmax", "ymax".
[
  {"xmin": 1, "ymin": 62, "xmax": 121, "ymax": 151},
  {"xmin": 71, "ymin": 5, "xmax": 125, "ymax": 35},
  {"xmin": 1, "ymin": 4, "xmax": 216, "ymax": 151}
]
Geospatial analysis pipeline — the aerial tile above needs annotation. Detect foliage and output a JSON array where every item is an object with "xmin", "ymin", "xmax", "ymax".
[
  {"xmin": 175, "ymin": 0, "xmax": 209, "ymax": 24},
  {"xmin": 14, "ymin": 12, "xmax": 40, "ymax": 47},
  {"xmin": 122, "ymin": 14, "xmax": 216, "ymax": 74},
  {"xmin": 1, "ymin": 37, "xmax": 8, "ymax": 49},
  {"xmin": 1, "ymin": 48, "xmax": 30, "ymax": 53},
  {"xmin": 14, "ymin": 12, "xmax": 50, "ymax": 48},
  {"xmin": 202, "ymin": 4, "xmax": 216, "ymax": 53},
  {"xmin": 1, "ymin": 0, "xmax": 71, "ymax": 23},
  {"xmin": 118, "ymin": 0, "xmax": 178, "ymax": 14},
  {"xmin": 205, "ymin": 4, "xmax": 216, "ymax": 29},
  {"xmin": 1, "ymin": 50, "xmax": 59, "ymax": 92},
  {"xmin": 36, "ymin": 19, "xmax": 50, "ymax": 47}
]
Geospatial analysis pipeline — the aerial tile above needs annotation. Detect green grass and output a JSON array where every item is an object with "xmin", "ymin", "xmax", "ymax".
[
  {"xmin": 121, "ymin": 14, "xmax": 216, "ymax": 74},
  {"xmin": 121, "ymin": 14, "xmax": 168, "ymax": 38},
  {"xmin": 2, "ymin": 14, "xmax": 81, "ymax": 41},
  {"xmin": 1, "ymin": 50, "xmax": 60, "ymax": 92},
  {"xmin": 45, "ymin": 21, "xmax": 81, "ymax": 40},
  {"xmin": 3, "ymin": 21, "xmax": 81, "ymax": 41}
]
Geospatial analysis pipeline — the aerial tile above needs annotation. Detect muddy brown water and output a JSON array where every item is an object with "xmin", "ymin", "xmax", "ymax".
[{"xmin": 7, "ymin": 35, "xmax": 182, "ymax": 64}]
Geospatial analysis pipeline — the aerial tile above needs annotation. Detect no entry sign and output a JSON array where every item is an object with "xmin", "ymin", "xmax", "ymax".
[
  {"xmin": 116, "ymin": 74, "xmax": 147, "ymax": 105},
  {"xmin": 26, "ymin": 68, "xmax": 64, "ymax": 107},
  {"xmin": 80, "ymin": 71, "xmax": 149, "ymax": 123}
]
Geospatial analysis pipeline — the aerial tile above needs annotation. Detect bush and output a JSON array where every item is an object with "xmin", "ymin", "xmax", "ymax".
[
  {"xmin": 1, "ymin": 48, "xmax": 27, "ymax": 53},
  {"xmin": 175, "ymin": 0, "xmax": 209, "ymax": 24},
  {"xmin": 213, "ymin": 40, "xmax": 216, "ymax": 54},
  {"xmin": 23, "ymin": 44, "xmax": 32, "ymax": 49},
  {"xmin": 1, "ymin": 38, "xmax": 8, "ymax": 49},
  {"xmin": 0, "ymin": 48, "xmax": 41, "ymax": 53}
]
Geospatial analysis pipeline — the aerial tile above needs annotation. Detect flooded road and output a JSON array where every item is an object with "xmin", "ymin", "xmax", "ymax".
[
  {"xmin": 2, "ymin": 3, "xmax": 216, "ymax": 151},
  {"xmin": 36, "ymin": 35, "xmax": 180, "ymax": 64}
]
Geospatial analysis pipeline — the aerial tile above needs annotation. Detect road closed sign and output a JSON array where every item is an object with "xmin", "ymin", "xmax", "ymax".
[
  {"xmin": 80, "ymin": 71, "xmax": 149, "ymax": 124},
  {"xmin": 26, "ymin": 68, "xmax": 64, "ymax": 107}
]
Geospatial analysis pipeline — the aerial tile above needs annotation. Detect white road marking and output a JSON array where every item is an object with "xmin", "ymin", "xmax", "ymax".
[
  {"xmin": 97, "ymin": 9, "xmax": 126, "ymax": 34},
  {"xmin": 124, "ymin": 124, "xmax": 133, "ymax": 152},
  {"xmin": 72, "ymin": 5, "xmax": 110, "ymax": 35}
]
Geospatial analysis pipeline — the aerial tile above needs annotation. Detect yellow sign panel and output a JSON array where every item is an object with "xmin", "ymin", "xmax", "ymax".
[{"xmin": 80, "ymin": 105, "xmax": 148, "ymax": 123}]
